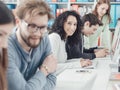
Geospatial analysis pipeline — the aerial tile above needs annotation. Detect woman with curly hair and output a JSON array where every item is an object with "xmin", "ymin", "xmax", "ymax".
[
  {"xmin": 49, "ymin": 11, "xmax": 92, "ymax": 68},
  {"xmin": 0, "ymin": 1, "xmax": 15, "ymax": 90}
]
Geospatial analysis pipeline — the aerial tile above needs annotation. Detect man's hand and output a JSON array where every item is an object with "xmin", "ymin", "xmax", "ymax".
[
  {"xmin": 40, "ymin": 54, "xmax": 57, "ymax": 76},
  {"xmin": 95, "ymin": 49, "xmax": 109, "ymax": 58}
]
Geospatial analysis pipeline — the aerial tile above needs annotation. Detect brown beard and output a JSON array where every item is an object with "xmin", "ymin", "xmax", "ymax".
[
  {"xmin": 20, "ymin": 29, "xmax": 42, "ymax": 48},
  {"xmin": 0, "ymin": 48, "xmax": 8, "ymax": 90}
]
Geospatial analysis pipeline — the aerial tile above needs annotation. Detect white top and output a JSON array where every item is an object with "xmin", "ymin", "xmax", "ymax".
[
  {"xmin": 49, "ymin": 33, "xmax": 67, "ymax": 63},
  {"xmin": 84, "ymin": 15, "xmax": 112, "ymax": 50}
]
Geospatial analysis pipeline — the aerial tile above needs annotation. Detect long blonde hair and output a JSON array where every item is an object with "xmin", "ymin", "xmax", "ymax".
[{"xmin": 93, "ymin": 0, "xmax": 111, "ymax": 23}]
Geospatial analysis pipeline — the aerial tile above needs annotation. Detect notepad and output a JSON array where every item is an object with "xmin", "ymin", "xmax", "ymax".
[
  {"xmin": 55, "ymin": 59, "xmax": 98, "ymax": 76},
  {"xmin": 66, "ymin": 59, "xmax": 98, "ymax": 69},
  {"xmin": 84, "ymin": 60, "xmax": 98, "ymax": 69}
]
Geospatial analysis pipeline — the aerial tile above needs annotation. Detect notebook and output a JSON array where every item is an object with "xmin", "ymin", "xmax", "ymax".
[
  {"xmin": 55, "ymin": 59, "xmax": 98, "ymax": 75},
  {"xmin": 66, "ymin": 59, "xmax": 98, "ymax": 69},
  {"xmin": 84, "ymin": 60, "xmax": 98, "ymax": 69}
]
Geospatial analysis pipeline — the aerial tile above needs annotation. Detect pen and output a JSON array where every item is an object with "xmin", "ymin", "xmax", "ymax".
[{"xmin": 76, "ymin": 70, "xmax": 91, "ymax": 73}]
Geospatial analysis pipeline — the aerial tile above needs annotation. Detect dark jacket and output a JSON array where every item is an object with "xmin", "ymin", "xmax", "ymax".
[{"xmin": 66, "ymin": 35, "xmax": 97, "ymax": 60}]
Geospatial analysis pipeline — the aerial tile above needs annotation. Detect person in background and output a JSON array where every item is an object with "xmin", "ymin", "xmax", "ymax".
[
  {"xmin": 66, "ymin": 13, "xmax": 109, "ymax": 60},
  {"xmin": 7, "ymin": 0, "xmax": 57, "ymax": 90},
  {"xmin": 86, "ymin": 0, "xmax": 111, "ymax": 50},
  {"xmin": 49, "ymin": 11, "xmax": 92, "ymax": 68},
  {"xmin": 0, "ymin": 1, "xmax": 15, "ymax": 90}
]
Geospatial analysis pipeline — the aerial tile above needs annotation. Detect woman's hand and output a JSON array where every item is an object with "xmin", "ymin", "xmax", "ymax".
[{"xmin": 80, "ymin": 58, "xmax": 92, "ymax": 67}]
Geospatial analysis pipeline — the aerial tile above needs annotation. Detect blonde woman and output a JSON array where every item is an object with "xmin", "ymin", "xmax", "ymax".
[{"xmin": 87, "ymin": 0, "xmax": 111, "ymax": 50}]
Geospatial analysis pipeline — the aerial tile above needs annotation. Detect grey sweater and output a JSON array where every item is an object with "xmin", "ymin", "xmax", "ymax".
[{"xmin": 7, "ymin": 32, "xmax": 56, "ymax": 90}]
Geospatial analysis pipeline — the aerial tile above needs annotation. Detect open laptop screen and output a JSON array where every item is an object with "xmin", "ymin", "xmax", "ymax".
[{"xmin": 111, "ymin": 26, "xmax": 120, "ymax": 63}]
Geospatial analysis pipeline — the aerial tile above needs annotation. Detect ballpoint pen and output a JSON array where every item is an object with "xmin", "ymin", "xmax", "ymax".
[{"xmin": 76, "ymin": 70, "xmax": 92, "ymax": 73}]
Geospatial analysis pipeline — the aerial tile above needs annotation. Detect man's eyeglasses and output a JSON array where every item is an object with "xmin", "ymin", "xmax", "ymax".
[{"xmin": 22, "ymin": 20, "xmax": 47, "ymax": 33}]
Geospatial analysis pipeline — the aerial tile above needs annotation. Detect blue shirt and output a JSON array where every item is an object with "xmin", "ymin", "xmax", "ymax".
[{"xmin": 7, "ymin": 32, "xmax": 56, "ymax": 90}]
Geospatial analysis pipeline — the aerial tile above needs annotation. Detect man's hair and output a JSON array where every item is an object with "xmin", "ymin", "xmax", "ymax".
[
  {"xmin": 82, "ymin": 13, "xmax": 103, "ymax": 27},
  {"xmin": 0, "ymin": 1, "xmax": 15, "ymax": 25},
  {"xmin": 16, "ymin": 0, "xmax": 53, "ymax": 20}
]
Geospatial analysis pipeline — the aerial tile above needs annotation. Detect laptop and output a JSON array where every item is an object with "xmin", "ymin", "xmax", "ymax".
[{"xmin": 109, "ymin": 26, "xmax": 120, "ymax": 69}]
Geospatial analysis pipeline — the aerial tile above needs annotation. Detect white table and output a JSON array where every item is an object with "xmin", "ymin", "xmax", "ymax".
[
  {"xmin": 91, "ymin": 58, "xmax": 111, "ymax": 90},
  {"xmin": 55, "ymin": 68, "xmax": 97, "ymax": 90},
  {"xmin": 55, "ymin": 57, "xmax": 112, "ymax": 90}
]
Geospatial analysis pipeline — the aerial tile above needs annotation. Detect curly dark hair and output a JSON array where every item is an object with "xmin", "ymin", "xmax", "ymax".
[{"xmin": 50, "ymin": 10, "xmax": 83, "ymax": 45}]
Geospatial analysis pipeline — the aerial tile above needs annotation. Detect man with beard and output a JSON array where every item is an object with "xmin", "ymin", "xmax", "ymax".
[{"xmin": 7, "ymin": 0, "xmax": 57, "ymax": 90}]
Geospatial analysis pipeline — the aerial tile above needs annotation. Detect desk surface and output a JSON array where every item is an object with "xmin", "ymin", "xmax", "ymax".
[
  {"xmin": 55, "ymin": 57, "xmax": 116, "ymax": 90},
  {"xmin": 55, "ymin": 69, "xmax": 97, "ymax": 90},
  {"xmin": 92, "ymin": 59, "xmax": 111, "ymax": 90}
]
